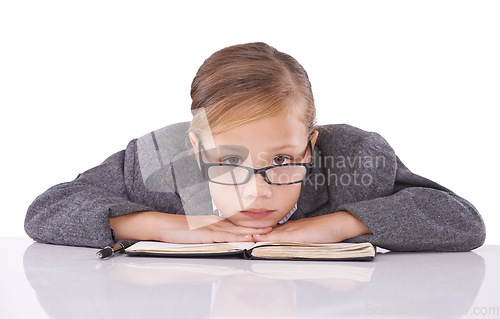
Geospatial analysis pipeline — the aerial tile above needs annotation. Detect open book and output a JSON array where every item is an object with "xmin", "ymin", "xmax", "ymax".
[{"xmin": 124, "ymin": 241, "xmax": 375, "ymax": 261}]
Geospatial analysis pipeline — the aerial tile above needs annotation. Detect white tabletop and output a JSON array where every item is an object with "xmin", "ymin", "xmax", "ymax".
[{"xmin": 1, "ymin": 237, "xmax": 499, "ymax": 318}]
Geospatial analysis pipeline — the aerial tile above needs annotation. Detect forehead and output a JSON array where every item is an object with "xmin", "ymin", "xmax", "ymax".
[{"xmin": 204, "ymin": 111, "xmax": 308, "ymax": 151}]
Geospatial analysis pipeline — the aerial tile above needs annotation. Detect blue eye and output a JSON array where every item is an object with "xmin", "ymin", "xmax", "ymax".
[
  {"xmin": 222, "ymin": 156, "xmax": 242, "ymax": 165},
  {"xmin": 273, "ymin": 155, "xmax": 291, "ymax": 165}
]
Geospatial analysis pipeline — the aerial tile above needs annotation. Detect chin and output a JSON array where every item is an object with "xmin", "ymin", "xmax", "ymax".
[{"xmin": 231, "ymin": 217, "xmax": 277, "ymax": 229}]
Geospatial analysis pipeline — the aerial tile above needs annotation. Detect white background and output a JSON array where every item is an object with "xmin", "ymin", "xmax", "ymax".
[{"xmin": 1, "ymin": 0, "xmax": 499, "ymax": 243}]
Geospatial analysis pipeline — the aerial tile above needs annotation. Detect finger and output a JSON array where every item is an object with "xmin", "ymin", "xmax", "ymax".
[
  {"xmin": 208, "ymin": 231, "xmax": 254, "ymax": 243},
  {"xmin": 252, "ymin": 231, "xmax": 287, "ymax": 242},
  {"xmin": 209, "ymin": 224, "xmax": 273, "ymax": 236}
]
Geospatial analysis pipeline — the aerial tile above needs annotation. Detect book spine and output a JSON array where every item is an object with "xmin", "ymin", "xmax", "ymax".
[{"xmin": 242, "ymin": 249, "xmax": 253, "ymax": 260}]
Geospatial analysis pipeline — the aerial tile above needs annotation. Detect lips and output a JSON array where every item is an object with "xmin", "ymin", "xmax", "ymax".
[{"xmin": 239, "ymin": 208, "xmax": 275, "ymax": 218}]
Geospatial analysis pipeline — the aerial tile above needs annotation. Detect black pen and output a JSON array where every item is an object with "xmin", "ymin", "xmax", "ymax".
[{"xmin": 96, "ymin": 240, "xmax": 135, "ymax": 259}]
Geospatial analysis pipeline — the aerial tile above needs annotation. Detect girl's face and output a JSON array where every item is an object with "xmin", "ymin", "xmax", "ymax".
[{"xmin": 190, "ymin": 110, "xmax": 318, "ymax": 228}]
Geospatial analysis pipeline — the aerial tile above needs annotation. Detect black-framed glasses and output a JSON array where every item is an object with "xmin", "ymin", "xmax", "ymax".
[{"xmin": 197, "ymin": 137, "xmax": 313, "ymax": 185}]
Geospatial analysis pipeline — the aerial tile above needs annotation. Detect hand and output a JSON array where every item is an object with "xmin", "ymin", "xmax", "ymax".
[
  {"xmin": 252, "ymin": 211, "xmax": 371, "ymax": 243},
  {"xmin": 110, "ymin": 211, "xmax": 273, "ymax": 244},
  {"xmin": 158, "ymin": 214, "xmax": 274, "ymax": 244}
]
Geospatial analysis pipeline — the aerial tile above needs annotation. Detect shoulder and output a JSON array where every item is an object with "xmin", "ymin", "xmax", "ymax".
[
  {"xmin": 314, "ymin": 124, "xmax": 398, "ymax": 186},
  {"xmin": 316, "ymin": 123, "xmax": 390, "ymax": 147},
  {"xmin": 123, "ymin": 121, "xmax": 191, "ymax": 166},
  {"xmin": 131, "ymin": 121, "xmax": 191, "ymax": 157},
  {"xmin": 123, "ymin": 121, "xmax": 193, "ymax": 193},
  {"xmin": 315, "ymin": 124, "xmax": 395, "ymax": 157}
]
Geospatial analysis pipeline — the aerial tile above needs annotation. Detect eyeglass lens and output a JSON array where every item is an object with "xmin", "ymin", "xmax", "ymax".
[{"xmin": 207, "ymin": 165, "xmax": 307, "ymax": 185}]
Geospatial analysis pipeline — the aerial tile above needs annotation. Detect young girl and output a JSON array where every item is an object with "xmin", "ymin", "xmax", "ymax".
[{"xmin": 25, "ymin": 42, "xmax": 485, "ymax": 251}]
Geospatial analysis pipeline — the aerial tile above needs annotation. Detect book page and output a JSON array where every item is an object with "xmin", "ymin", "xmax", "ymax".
[
  {"xmin": 252, "ymin": 242, "xmax": 370, "ymax": 249},
  {"xmin": 126, "ymin": 241, "xmax": 256, "ymax": 254},
  {"xmin": 250, "ymin": 242, "xmax": 375, "ymax": 259}
]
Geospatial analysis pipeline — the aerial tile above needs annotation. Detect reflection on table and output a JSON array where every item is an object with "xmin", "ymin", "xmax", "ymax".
[{"xmin": 23, "ymin": 243, "xmax": 485, "ymax": 318}]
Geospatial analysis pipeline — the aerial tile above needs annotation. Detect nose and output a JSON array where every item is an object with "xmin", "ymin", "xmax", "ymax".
[{"xmin": 241, "ymin": 173, "xmax": 272, "ymax": 199}]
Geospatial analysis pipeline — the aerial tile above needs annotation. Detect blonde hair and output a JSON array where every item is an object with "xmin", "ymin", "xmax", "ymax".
[{"xmin": 189, "ymin": 42, "xmax": 316, "ymax": 140}]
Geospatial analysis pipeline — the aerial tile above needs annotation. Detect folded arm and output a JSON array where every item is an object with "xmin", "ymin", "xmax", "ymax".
[
  {"xmin": 338, "ymin": 157, "xmax": 486, "ymax": 252},
  {"xmin": 24, "ymin": 150, "xmax": 155, "ymax": 247}
]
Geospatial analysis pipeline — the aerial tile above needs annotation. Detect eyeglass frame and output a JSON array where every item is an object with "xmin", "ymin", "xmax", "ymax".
[{"xmin": 196, "ymin": 135, "xmax": 314, "ymax": 185}]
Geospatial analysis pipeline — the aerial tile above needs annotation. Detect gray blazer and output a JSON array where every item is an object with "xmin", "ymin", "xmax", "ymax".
[{"xmin": 25, "ymin": 122, "xmax": 486, "ymax": 251}]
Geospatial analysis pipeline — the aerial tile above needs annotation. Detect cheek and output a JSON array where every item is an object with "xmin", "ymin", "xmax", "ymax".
[
  {"xmin": 275, "ymin": 184, "xmax": 302, "ymax": 207},
  {"xmin": 209, "ymin": 183, "xmax": 243, "ymax": 211}
]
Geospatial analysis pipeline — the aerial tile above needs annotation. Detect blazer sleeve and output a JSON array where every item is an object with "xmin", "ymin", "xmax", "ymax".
[
  {"xmin": 24, "ymin": 141, "xmax": 156, "ymax": 248},
  {"xmin": 338, "ymin": 152, "xmax": 486, "ymax": 252}
]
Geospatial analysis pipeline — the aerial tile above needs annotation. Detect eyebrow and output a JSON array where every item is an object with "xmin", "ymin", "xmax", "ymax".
[
  {"xmin": 268, "ymin": 144, "xmax": 302, "ymax": 151},
  {"xmin": 203, "ymin": 144, "xmax": 249, "ymax": 154},
  {"xmin": 214, "ymin": 145, "xmax": 248, "ymax": 152},
  {"xmin": 210, "ymin": 144, "xmax": 302, "ymax": 154}
]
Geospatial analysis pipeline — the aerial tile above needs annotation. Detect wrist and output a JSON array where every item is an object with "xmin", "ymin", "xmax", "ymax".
[
  {"xmin": 141, "ymin": 211, "xmax": 166, "ymax": 241},
  {"xmin": 146, "ymin": 212, "xmax": 188, "ymax": 242},
  {"xmin": 333, "ymin": 210, "xmax": 371, "ymax": 241}
]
